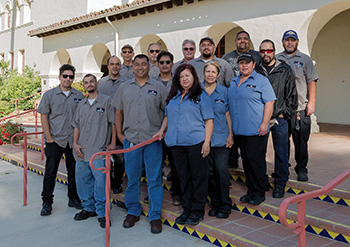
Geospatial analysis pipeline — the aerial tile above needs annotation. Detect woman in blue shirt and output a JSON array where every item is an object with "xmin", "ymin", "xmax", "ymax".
[
  {"xmin": 203, "ymin": 61, "xmax": 233, "ymax": 219},
  {"xmin": 228, "ymin": 53, "xmax": 276, "ymax": 206},
  {"xmin": 154, "ymin": 63, "xmax": 214, "ymax": 225}
]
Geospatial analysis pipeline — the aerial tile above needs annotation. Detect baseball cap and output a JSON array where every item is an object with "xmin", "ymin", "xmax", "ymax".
[
  {"xmin": 237, "ymin": 53, "xmax": 255, "ymax": 63},
  {"xmin": 199, "ymin": 37, "xmax": 215, "ymax": 46},
  {"xmin": 121, "ymin": 44, "xmax": 134, "ymax": 51},
  {"xmin": 282, "ymin": 30, "xmax": 299, "ymax": 40}
]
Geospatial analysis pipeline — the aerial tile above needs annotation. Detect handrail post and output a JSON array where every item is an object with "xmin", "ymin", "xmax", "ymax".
[
  {"xmin": 297, "ymin": 201, "xmax": 306, "ymax": 247},
  {"xmin": 105, "ymin": 154, "xmax": 111, "ymax": 247},
  {"xmin": 23, "ymin": 135, "xmax": 28, "ymax": 206}
]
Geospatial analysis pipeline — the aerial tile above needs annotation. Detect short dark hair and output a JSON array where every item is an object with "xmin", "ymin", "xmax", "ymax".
[
  {"xmin": 82, "ymin": 73, "xmax": 97, "ymax": 82},
  {"xmin": 167, "ymin": 63, "xmax": 203, "ymax": 104},
  {"xmin": 107, "ymin": 55, "xmax": 120, "ymax": 66},
  {"xmin": 133, "ymin": 54, "xmax": 149, "ymax": 63},
  {"xmin": 157, "ymin": 51, "xmax": 174, "ymax": 63},
  {"xmin": 59, "ymin": 64, "xmax": 75, "ymax": 76},
  {"xmin": 260, "ymin": 39, "xmax": 276, "ymax": 50},
  {"xmin": 236, "ymin": 30, "xmax": 251, "ymax": 40}
]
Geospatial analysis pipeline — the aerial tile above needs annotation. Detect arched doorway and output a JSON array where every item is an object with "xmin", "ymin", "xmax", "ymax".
[
  {"xmin": 50, "ymin": 49, "xmax": 72, "ymax": 74},
  {"xmin": 137, "ymin": 34, "xmax": 168, "ymax": 54},
  {"xmin": 310, "ymin": 3, "xmax": 350, "ymax": 125},
  {"xmin": 84, "ymin": 43, "xmax": 111, "ymax": 79}
]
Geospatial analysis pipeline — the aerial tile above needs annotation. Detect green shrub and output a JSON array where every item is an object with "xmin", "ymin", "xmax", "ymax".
[{"xmin": 0, "ymin": 120, "xmax": 25, "ymax": 145}]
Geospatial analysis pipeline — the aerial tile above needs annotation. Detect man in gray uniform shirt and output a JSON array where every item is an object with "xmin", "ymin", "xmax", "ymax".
[
  {"xmin": 276, "ymin": 30, "xmax": 318, "ymax": 182},
  {"xmin": 112, "ymin": 54, "xmax": 167, "ymax": 234},
  {"xmin": 37, "ymin": 64, "xmax": 84, "ymax": 216},
  {"xmin": 73, "ymin": 74, "xmax": 116, "ymax": 229},
  {"xmin": 147, "ymin": 43, "xmax": 161, "ymax": 78},
  {"xmin": 120, "ymin": 44, "xmax": 135, "ymax": 80},
  {"xmin": 189, "ymin": 37, "xmax": 233, "ymax": 87},
  {"xmin": 98, "ymin": 55, "xmax": 125, "ymax": 194},
  {"xmin": 98, "ymin": 56, "xmax": 125, "ymax": 98},
  {"xmin": 222, "ymin": 31, "xmax": 261, "ymax": 77},
  {"xmin": 172, "ymin": 39, "xmax": 196, "ymax": 73}
]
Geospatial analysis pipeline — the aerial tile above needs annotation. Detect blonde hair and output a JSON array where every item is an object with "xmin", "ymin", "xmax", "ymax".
[{"xmin": 204, "ymin": 60, "xmax": 221, "ymax": 75}]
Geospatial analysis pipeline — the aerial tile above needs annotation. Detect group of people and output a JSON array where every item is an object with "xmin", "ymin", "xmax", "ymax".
[{"xmin": 37, "ymin": 29, "xmax": 318, "ymax": 234}]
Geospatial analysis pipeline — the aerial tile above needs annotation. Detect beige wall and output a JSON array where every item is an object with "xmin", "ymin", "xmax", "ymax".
[{"xmin": 312, "ymin": 9, "xmax": 350, "ymax": 124}]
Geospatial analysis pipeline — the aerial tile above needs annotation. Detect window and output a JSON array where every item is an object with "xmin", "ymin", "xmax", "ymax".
[
  {"xmin": 215, "ymin": 36, "xmax": 225, "ymax": 58},
  {"xmin": 9, "ymin": 51, "xmax": 14, "ymax": 69}
]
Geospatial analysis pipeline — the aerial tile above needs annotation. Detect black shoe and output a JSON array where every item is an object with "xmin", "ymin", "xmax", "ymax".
[
  {"xmin": 186, "ymin": 214, "xmax": 203, "ymax": 225},
  {"xmin": 208, "ymin": 208, "xmax": 219, "ymax": 217},
  {"xmin": 273, "ymin": 188, "xmax": 285, "ymax": 198},
  {"xmin": 68, "ymin": 198, "xmax": 83, "ymax": 209},
  {"xmin": 175, "ymin": 211, "xmax": 190, "ymax": 225},
  {"xmin": 166, "ymin": 173, "xmax": 172, "ymax": 181},
  {"xmin": 239, "ymin": 194, "xmax": 251, "ymax": 203},
  {"xmin": 98, "ymin": 217, "xmax": 111, "ymax": 229},
  {"xmin": 172, "ymin": 195, "xmax": 181, "ymax": 206},
  {"xmin": 74, "ymin": 210, "xmax": 98, "ymax": 220},
  {"xmin": 297, "ymin": 172, "xmax": 308, "ymax": 182},
  {"xmin": 216, "ymin": 210, "xmax": 231, "ymax": 219},
  {"xmin": 143, "ymin": 196, "xmax": 149, "ymax": 204},
  {"xmin": 40, "ymin": 203, "xmax": 52, "ymax": 216},
  {"xmin": 248, "ymin": 194, "xmax": 265, "ymax": 205},
  {"xmin": 112, "ymin": 185, "xmax": 123, "ymax": 194},
  {"xmin": 228, "ymin": 160, "xmax": 239, "ymax": 168}
]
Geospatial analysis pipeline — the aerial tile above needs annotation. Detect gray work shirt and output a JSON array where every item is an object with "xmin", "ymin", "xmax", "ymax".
[
  {"xmin": 149, "ymin": 62, "xmax": 160, "ymax": 78},
  {"xmin": 189, "ymin": 56, "xmax": 233, "ymax": 87},
  {"xmin": 276, "ymin": 50, "xmax": 319, "ymax": 111},
  {"xmin": 111, "ymin": 78, "xmax": 167, "ymax": 144},
  {"xmin": 153, "ymin": 74, "xmax": 173, "ymax": 95},
  {"xmin": 37, "ymin": 86, "xmax": 84, "ymax": 148},
  {"xmin": 97, "ymin": 74, "xmax": 126, "ymax": 99},
  {"xmin": 72, "ymin": 93, "xmax": 115, "ymax": 162},
  {"xmin": 119, "ymin": 64, "xmax": 134, "ymax": 80},
  {"xmin": 172, "ymin": 58, "xmax": 187, "ymax": 74},
  {"xmin": 222, "ymin": 49, "xmax": 261, "ymax": 77}
]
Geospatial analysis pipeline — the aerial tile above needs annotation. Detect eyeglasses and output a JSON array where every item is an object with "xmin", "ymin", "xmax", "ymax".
[
  {"xmin": 159, "ymin": 60, "xmax": 172, "ymax": 65},
  {"xmin": 62, "ymin": 74, "xmax": 74, "ymax": 79},
  {"xmin": 259, "ymin": 49, "xmax": 274, "ymax": 54},
  {"xmin": 183, "ymin": 47, "xmax": 194, "ymax": 51},
  {"xmin": 150, "ymin": 50, "xmax": 160, "ymax": 54},
  {"xmin": 122, "ymin": 50, "xmax": 133, "ymax": 54}
]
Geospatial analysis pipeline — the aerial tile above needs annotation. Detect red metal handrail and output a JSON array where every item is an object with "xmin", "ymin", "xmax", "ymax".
[
  {"xmin": 89, "ymin": 135, "xmax": 163, "ymax": 247},
  {"xmin": 11, "ymin": 131, "xmax": 44, "ymax": 206},
  {"xmin": 279, "ymin": 169, "xmax": 350, "ymax": 247}
]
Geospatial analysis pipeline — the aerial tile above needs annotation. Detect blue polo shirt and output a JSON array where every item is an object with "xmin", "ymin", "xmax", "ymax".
[
  {"xmin": 202, "ymin": 83, "xmax": 229, "ymax": 147},
  {"xmin": 164, "ymin": 90, "xmax": 214, "ymax": 147},
  {"xmin": 228, "ymin": 71, "xmax": 276, "ymax": 136}
]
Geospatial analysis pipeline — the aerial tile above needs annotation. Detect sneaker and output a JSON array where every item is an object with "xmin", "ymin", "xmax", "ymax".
[
  {"xmin": 74, "ymin": 210, "xmax": 97, "ymax": 220},
  {"xmin": 68, "ymin": 198, "xmax": 83, "ymax": 209},
  {"xmin": 98, "ymin": 217, "xmax": 111, "ymax": 229},
  {"xmin": 297, "ymin": 172, "xmax": 308, "ymax": 182},
  {"xmin": 40, "ymin": 203, "xmax": 52, "ymax": 216}
]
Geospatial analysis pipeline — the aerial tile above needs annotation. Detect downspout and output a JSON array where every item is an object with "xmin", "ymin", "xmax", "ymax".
[{"xmin": 105, "ymin": 16, "xmax": 119, "ymax": 55}]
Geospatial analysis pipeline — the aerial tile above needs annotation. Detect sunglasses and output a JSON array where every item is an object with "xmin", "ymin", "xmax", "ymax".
[
  {"xmin": 122, "ymin": 50, "xmax": 133, "ymax": 54},
  {"xmin": 159, "ymin": 60, "xmax": 172, "ymax": 65},
  {"xmin": 150, "ymin": 50, "xmax": 161, "ymax": 54},
  {"xmin": 260, "ymin": 49, "xmax": 274, "ymax": 54},
  {"xmin": 62, "ymin": 74, "xmax": 74, "ymax": 79},
  {"xmin": 183, "ymin": 47, "xmax": 194, "ymax": 51}
]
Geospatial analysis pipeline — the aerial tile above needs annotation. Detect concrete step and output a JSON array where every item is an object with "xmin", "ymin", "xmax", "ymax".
[{"xmin": 1, "ymin": 145, "xmax": 349, "ymax": 246}]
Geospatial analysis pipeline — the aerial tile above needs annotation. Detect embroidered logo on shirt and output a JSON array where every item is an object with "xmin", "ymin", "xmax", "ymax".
[
  {"xmin": 214, "ymin": 99, "xmax": 225, "ymax": 104},
  {"xmin": 96, "ymin": 107, "xmax": 105, "ymax": 113},
  {"xmin": 148, "ymin": 90, "xmax": 158, "ymax": 95},
  {"xmin": 74, "ymin": 98, "xmax": 81, "ymax": 102},
  {"xmin": 246, "ymin": 84, "xmax": 256, "ymax": 89},
  {"xmin": 194, "ymin": 98, "xmax": 201, "ymax": 104},
  {"xmin": 293, "ymin": 61, "xmax": 304, "ymax": 67}
]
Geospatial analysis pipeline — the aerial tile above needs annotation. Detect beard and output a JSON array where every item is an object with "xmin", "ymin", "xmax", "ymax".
[
  {"xmin": 202, "ymin": 52, "xmax": 212, "ymax": 59},
  {"xmin": 284, "ymin": 47, "xmax": 297, "ymax": 54}
]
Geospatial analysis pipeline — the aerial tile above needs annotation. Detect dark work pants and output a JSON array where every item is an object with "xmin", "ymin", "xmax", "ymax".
[
  {"xmin": 228, "ymin": 138, "xmax": 240, "ymax": 165},
  {"xmin": 289, "ymin": 110, "xmax": 311, "ymax": 174},
  {"xmin": 111, "ymin": 139, "xmax": 125, "ymax": 189},
  {"xmin": 270, "ymin": 117, "xmax": 289, "ymax": 189},
  {"xmin": 235, "ymin": 135, "xmax": 268, "ymax": 197},
  {"xmin": 41, "ymin": 142, "xmax": 79, "ymax": 204},
  {"xmin": 162, "ymin": 141, "xmax": 181, "ymax": 197},
  {"xmin": 172, "ymin": 142, "xmax": 208, "ymax": 217},
  {"xmin": 208, "ymin": 146, "xmax": 231, "ymax": 212}
]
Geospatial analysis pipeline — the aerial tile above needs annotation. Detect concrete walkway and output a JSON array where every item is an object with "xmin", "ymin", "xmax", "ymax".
[{"xmin": 0, "ymin": 160, "xmax": 212, "ymax": 247}]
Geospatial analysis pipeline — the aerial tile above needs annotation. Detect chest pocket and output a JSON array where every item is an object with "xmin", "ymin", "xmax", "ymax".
[
  {"xmin": 214, "ymin": 99, "xmax": 226, "ymax": 114},
  {"xmin": 146, "ymin": 89, "xmax": 159, "ymax": 107}
]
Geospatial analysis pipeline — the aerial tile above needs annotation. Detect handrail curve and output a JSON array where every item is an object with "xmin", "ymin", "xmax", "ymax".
[{"xmin": 279, "ymin": 168, "xmax": 350, "ymax": 246}]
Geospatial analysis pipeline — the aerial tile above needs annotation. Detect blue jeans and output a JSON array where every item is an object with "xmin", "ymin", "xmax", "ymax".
[
  {"xmin": 123, "ymin": 139, "xmax": 163, "ymax": 221},
  {"xmin": 270, "ymin": 117, "xmax": 289, "ymax": 189},
  {"xmin": 75, "ymin": 159, "xmax": 107, "ymax": 217}
]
